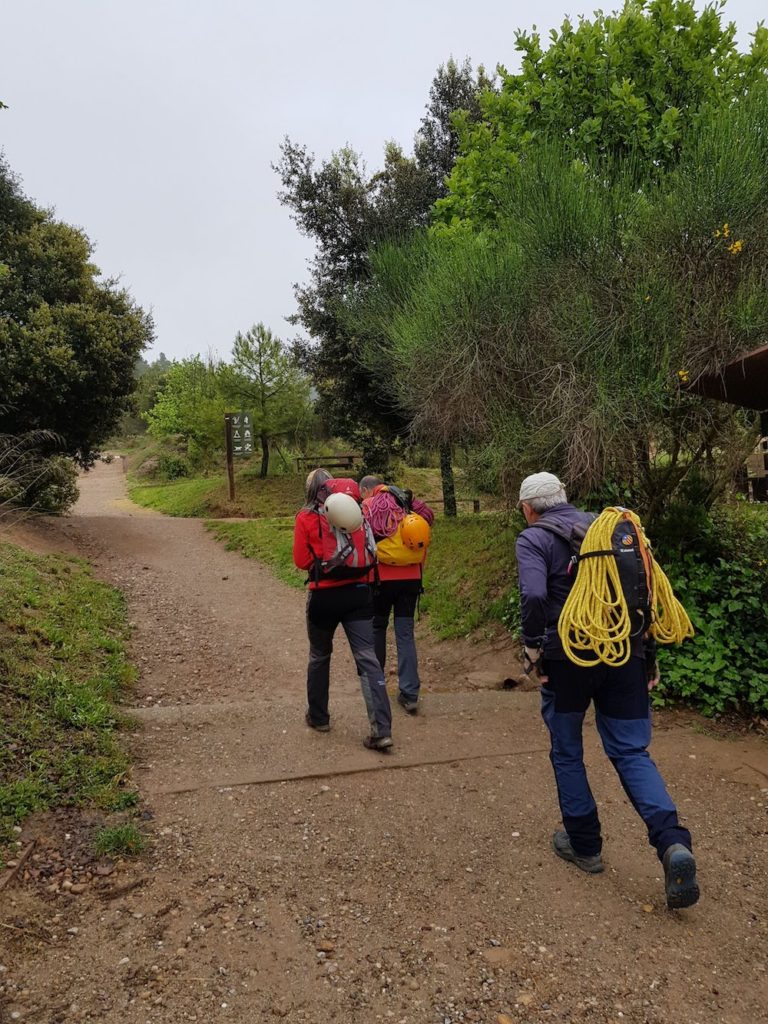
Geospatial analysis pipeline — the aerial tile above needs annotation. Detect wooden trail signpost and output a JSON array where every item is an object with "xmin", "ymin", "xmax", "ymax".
[{"xmin": 224, "ymin": 412, "xmax": 253, "ymax": 501}]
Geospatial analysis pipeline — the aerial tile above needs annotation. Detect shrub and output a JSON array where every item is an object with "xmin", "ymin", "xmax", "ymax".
[
  {"xmin": 0, "ymin": 437, "xmax": 79, "ymax": 515},
  {"xmin": 158, "ymin": 453, "xmax": 191, "ymax": 480},
  {"xmin": 655, "ymin": 505, "xmax": 768, "ymax": 716},
  {"xmin": 22, "ymin": 455, "xmax": 79, "ymax": 515}
]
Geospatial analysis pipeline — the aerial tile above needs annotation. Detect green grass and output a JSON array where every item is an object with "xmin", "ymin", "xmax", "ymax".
[
  {"xmin": 130, "ymin": 475, "xmax": 226, "ymax": 517},
  {"xmin": 207, "ymin": 513, "xmax": 522, "ymax": 639},
  {"xmin": 0, "ymin": 542, "xmax": 138, "ymax": 851},
  {"xmin": 126, "ymin": 438, "xmax": 498, "ymax": 520},
  {"xmin": 130, "ymin": 470, "xmax": 306, "ymax": 519},
  {"xmin": 419, "ymin": 516, "xmax": 521, "ymax": 638},
  {"xmin": 207, "ymin": 517, "xmax": 305, "ymax": 588},
  {"xmin": 94, "ymin": 822, "xmax": 145, "ymax": 857}
]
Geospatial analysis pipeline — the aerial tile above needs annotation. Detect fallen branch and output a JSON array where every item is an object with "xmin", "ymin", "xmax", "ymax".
[
  {"xmin": 0, "ymin": 919, "xmax": 52, "ymax": 944},
  {"xmin": 0, "ymin": 841, "xmax": 36, "ymax": 893}
]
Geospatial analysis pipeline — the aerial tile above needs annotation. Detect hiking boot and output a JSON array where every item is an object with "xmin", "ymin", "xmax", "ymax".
[
  {"xmin": 397, "ymin": 692, "xmax": 419, "ymax": 715},
  {"xmin": 363, "ymin": 735, "xmax": 393, "ymax": 752},
  {"xmin": 552, "ymin": 830, "xmax": 604, "ymax": 874},
  {"xmin": 305, "ymin": 711, "xmax": 330, "ymax": 733},
  {"xmin": 663, "ymin": 844, "xmax": 700, "ymax": 910}
]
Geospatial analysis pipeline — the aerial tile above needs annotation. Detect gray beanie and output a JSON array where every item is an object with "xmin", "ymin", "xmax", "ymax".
[{"xmin": 518, "ymin": 472, "xmax": 565, "ymax": 504}]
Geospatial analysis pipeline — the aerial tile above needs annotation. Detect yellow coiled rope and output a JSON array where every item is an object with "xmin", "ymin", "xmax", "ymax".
[{"xmin": 559, "ymin": 507, "xmax": 694, "ymax": 668}]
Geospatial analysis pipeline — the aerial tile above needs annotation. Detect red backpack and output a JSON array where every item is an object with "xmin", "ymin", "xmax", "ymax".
[{"xmin": 311, "ymin": 479, "xmax": 377, "ymax": 583}]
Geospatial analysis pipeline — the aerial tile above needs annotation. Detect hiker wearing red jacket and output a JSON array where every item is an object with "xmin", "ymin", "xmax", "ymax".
[
  {"xmin": 360, "ymin": 476, "xmax": 434, "ymax": 715},
  {"xmin": 293, "ymin": 469, "xmax": 393, "ymax": 751}
]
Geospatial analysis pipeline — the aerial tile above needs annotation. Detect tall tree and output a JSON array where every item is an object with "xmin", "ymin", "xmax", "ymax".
[
  {"xmin": 275, "ymin": 59, "xmax": 488, "ymax": 504},
  {"xmin": 0, "ymin": 158, "xmax": 153, "ymax": 463},
  {"xmin": 352, "ymin": 88, "xmax": 768, "ymax": 522},
  {"xmin": 415, "ymin": 57, "xmax": 490, "ymax": 192},
  {"xmin": 226, "ymin": 323, "xmax": 312, "ymax": 478},
  {"xmin": 414, "ymin": 58, "xmax": 493, "ymax": 510}
]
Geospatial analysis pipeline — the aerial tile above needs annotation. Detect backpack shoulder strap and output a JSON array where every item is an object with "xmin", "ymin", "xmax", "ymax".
[
  {"xmin": 386, "ymin": 484, "xmax": 410, "ymax": 510},
  {"xmin": 527, "ymin": 521, "xmax": 573, "ymax": 544},
  {"xmin": 528, "ymin": 514, "xmax": 600, "ymax": 564}
]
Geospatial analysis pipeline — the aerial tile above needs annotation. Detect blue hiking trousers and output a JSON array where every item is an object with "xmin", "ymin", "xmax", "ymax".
[
  {"xmin": 372, "ymin": 579, "xmax": 422, "ymax": 702},
  {"xmin": 540, "ymin": 656, "xmax": 692, "ymax": 860}
]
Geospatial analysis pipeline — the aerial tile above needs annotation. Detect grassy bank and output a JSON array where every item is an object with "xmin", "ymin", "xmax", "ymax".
[
  {"xmin": 0, "ymin": 542, "xmax": 138, "ymax": 851},
  {"xmin": 125, "ymin": 437, "xmax": 493, "ymax": 520},
  {"xmin": 130, "ymin": 472, "xmax": 308, "ymax": 519},
  {"xmin": 208, "ymin": 517, "xmax": 304, "ymax": 588},
  {"xmin": 208, "ymin": 514, "xmax": 521, "ymax": 639}
]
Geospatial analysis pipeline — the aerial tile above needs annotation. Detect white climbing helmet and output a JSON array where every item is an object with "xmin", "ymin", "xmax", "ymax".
[{"xmin": 324, "ymin": 491, "xmax": 362, "ymax": 532}]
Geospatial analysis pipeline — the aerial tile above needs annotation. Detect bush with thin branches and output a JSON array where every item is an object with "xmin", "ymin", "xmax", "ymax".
[{"xmin": 348, "ymin": 91, "xmax": 768, "ymax": 520}]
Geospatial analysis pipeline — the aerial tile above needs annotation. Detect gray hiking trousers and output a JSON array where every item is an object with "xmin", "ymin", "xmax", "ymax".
[{"xmin": 306, "ymin": 584, "xmax": 392, "ymax": 739}]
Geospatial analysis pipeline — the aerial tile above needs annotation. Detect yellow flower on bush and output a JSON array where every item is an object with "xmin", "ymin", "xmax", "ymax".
[
  {"xmin": 728, "ymin": 239, "xmax": 743, "ymax": 255},
  {"xmin": 678, "ymin": 369, "xmax": 690, "ymax": 384}
]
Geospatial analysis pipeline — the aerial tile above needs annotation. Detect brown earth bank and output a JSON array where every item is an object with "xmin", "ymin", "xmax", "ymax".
[{"xmin": 1, "ymin": 461, "xmax": 767, "ymax": 1024}]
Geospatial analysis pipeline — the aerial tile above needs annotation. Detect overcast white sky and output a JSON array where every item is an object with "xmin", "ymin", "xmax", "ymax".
[{"xmin": 1, "ymin": 1, "xmax": 764, "ymax": 360}]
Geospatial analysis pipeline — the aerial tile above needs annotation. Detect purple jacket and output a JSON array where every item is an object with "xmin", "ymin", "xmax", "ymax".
[{"xmin": 515, "ymin": 503, "xmax": 647, "ymax": 661}]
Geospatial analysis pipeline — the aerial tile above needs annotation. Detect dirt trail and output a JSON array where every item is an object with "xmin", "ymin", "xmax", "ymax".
[{"xmin": 2, "ymin": 462, "xmax": 768, "ymax": 1024}]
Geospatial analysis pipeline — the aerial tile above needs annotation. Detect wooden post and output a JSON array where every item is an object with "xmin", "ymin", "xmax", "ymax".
[
  {"xmin": 473, "ymin": 499, "xmax": 480, "ymax": 514},
  {"xmin": 224, "ymin": 414, "xmax": 236, "ymax": 502}
]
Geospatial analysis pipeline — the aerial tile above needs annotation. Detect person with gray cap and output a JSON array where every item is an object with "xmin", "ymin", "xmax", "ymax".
[{"xmin": 515, "ymin": 472, "xmax": 698, "ymax": 910}]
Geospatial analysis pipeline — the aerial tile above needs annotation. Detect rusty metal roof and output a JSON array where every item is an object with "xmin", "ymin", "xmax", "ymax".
[{"xmin": 687, "ymin": 344, "xmax": 768, "ymax": 411}]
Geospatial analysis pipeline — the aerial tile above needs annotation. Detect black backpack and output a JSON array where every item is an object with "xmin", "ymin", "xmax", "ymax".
[{"xmin": 530, "ymin": 513, "xmax": 651, "ymax": 636}]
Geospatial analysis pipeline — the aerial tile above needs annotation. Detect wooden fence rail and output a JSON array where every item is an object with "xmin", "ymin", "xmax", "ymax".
[{"xmin": 428, "ymin": 498, "xmax": 481, "ymax": 514}]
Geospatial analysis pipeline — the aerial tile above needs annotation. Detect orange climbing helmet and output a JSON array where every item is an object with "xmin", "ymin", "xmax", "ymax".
[{"xmin": 400, "ymin": 512, "xmax": 432, "ymax": 552}]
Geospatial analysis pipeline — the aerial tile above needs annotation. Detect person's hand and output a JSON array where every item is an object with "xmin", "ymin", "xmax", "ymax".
[
  {"xmin": 647, "ymin": 665, "xmax": 661, "ymax": 691},
  {"xmin": 523, "ymin": 647, "xmax": 548, "ymax": 685}
]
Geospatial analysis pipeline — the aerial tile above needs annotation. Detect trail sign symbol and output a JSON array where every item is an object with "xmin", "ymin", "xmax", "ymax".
[
  {"xmin": 225, "ymin": 410, "xmax": 254, "ymax": 501},
  {"xmin": 226, "ymin": 412, "xmax": 253, "ymax": 457}
]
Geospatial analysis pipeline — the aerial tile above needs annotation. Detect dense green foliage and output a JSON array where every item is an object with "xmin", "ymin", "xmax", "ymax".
[
  {"xmin": 438, "ymin": 0, "xmax": 768, "ymax": 227},
  {"xmin": 351, "ymin": 88, "xmax": 768, "ymax": 518},
  {"xmin": 144, "ymin": 356, "xmax": 229, "ymax": 464},
  {"xmin": 0, "ymin": 433, "xmax": 80, "ymax": 514},
  {"xmin": 656, "ymin": 505, "xmax": 768, "ymax": 715},
  {"xmin": 142, "ymin": 331, "xmax": 313, "ymax": 473},
  {"xmin": 0, "ymin": 158, "xmax": 153, "ymax": 464},
  {"xmin": 0, "ymin": 542, "xmax": 137, "ymax": 848},
  {"xmin": 119, "ymin": 353, "xmax": 172, "ymax": 435}
]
